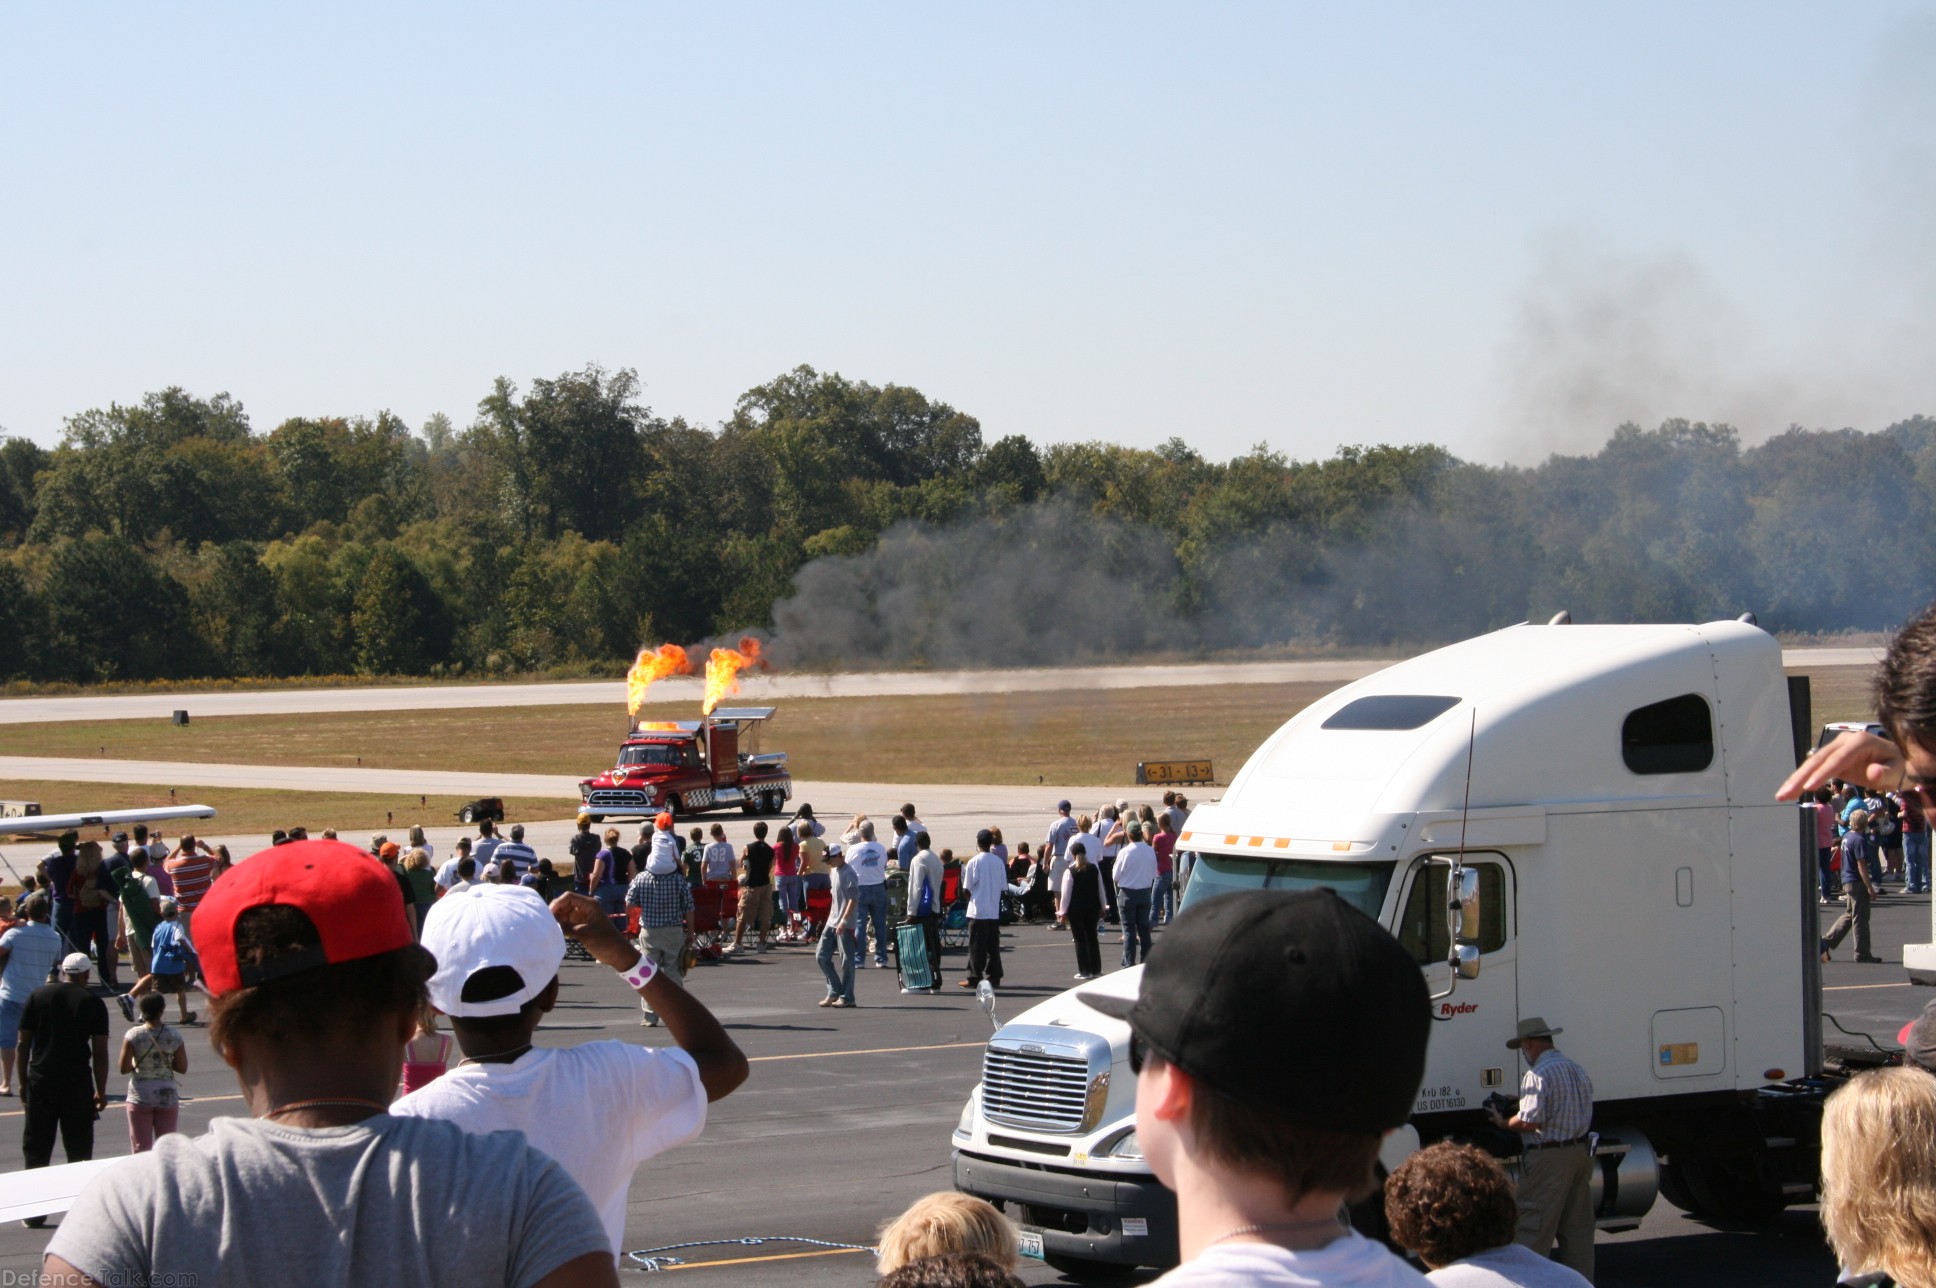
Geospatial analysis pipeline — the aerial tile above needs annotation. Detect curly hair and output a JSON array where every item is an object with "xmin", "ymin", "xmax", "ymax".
[
  {"xmin": 1822, "ymin": 1066, "xmax": 1936, "ymax": 1287},
  {"xmin": 1384, "ymin": 1141, "xmax": 1518, "ymax": 1268},
  {"xmin": 876, "ymin": 1193, "xmax": 1018, "ymax": 1276},
  {"xmin": 1878, "ymin": 605, "xmax": 1936, "ymax": 750}
]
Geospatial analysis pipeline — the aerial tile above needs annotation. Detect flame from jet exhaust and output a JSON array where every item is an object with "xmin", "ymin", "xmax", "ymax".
[
  {"xmin": 702, "ymin": 637, "xmax": 765, "ymax": 715},
  {"xmin": 626, "ymin": 644, "xmax": 692, "ymax": 716}
]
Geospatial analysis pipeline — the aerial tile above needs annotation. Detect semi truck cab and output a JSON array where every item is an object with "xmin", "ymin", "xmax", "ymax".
[{"xmin": 954, "ymin": 620, "xmax": 1828, "ymax": 1274}]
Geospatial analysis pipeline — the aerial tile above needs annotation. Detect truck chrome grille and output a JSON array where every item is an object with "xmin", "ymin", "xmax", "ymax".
[
  {"xmin": 587, "ymin": 790, "xmax": 649, "ymax": 807},
  {"xmin": 981, "ymin": 1047, "xmax": 1092, "ymax": 1134}
]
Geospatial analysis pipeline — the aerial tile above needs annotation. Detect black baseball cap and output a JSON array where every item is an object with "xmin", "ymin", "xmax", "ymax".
[{"xmin": 1083, "ymin": 888, "xmax": 1430, "ymax": 1134}]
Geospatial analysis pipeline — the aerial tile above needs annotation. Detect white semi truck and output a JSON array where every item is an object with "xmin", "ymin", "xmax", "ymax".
[{"xmin": 953, "ymin": 619, "xmax": 1838, "ymax": 1275}]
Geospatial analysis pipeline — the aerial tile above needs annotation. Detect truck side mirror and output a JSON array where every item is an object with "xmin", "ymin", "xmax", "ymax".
[
  {"xmin": 1452, "ymin": 942, "xmax": 1481, "ymax": 980},
  {"xmin": 1451, "ymin": 867, "xmax": 1481, "ymax": 941}
]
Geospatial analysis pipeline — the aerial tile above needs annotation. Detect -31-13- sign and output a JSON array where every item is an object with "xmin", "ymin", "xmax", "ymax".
[{"xmin": 1136, "ymin": 760, "xmax": 1214, "ymax": 786}]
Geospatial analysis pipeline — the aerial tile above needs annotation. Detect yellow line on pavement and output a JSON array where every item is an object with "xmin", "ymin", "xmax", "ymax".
[{"xmin": 654, "ymin": 1248, "xmax": 867, "ymax": 1271}]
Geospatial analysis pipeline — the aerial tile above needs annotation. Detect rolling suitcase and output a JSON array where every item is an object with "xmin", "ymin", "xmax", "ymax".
[{"xmin": 897, "ymin": 922, "xmax": 934, "ymax": 992}]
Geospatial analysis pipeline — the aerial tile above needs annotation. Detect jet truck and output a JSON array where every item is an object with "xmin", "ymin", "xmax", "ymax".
[
  {"xmin": 578, "ymin": 706, "xmax": 793, "ymax": 821},
  {"xmin": 953, "ymin": 619, "xmax": 1837, "ymax": 1274}
]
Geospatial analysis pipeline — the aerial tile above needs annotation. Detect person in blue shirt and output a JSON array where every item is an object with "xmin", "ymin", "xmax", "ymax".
[
  {"xmin": 893, "ymin": 816, "xmax": 920, "ymax": 871},
  {"xmin": 127, "ymin": 899, "xmax": 199, "ymax": 1026}
]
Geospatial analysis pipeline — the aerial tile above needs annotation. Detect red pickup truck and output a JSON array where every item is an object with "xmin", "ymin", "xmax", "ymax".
[{"xmin": 578, "ymin": 706, "xmax": 794, "ymax": 821}]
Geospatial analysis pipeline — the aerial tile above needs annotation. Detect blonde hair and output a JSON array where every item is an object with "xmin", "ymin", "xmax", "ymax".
[
  {"xmin": 405, "ymin": 847, "xmax": 432, "ymax": 872},
  {"xmin": 875, "ymin": 1192, "xmax": 1017, "ymax": 1276},
  {"xmin": 1822, "ymin": 1066, "xmax": 1936, "ymax": 1287}
]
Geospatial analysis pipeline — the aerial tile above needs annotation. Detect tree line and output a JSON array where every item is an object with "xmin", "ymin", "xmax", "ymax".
[{"xmin": 0, "ymin": 364, "xmax": 1928, "ymax": 683}]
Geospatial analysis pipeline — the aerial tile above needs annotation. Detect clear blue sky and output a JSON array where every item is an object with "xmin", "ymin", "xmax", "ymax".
[{"xmin": 3, "ymin": 3, "xmax": 1931, "ymax": 465}]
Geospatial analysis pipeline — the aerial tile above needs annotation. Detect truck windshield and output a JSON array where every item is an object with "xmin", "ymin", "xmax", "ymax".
[
  {"xmin": 1177, "ymin": 853, "xmax": 1395, "ymax": 922},
  {"xmin": 618, "ymin": 744, "xmax": 683, "ymax": 767}
]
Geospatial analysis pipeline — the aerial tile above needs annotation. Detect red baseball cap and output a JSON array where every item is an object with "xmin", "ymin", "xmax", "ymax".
[{"xmin": 197, "ymin": 839, "xmax": 416, "ymax": 995}]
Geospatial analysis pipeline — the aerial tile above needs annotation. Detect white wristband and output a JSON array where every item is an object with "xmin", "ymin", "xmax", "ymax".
[{"xmin": 620, "ymin": 956, "xmax": 658, "ymax": 990}]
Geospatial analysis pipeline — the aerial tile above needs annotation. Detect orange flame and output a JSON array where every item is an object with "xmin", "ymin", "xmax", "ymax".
[
  {"xmin": 702, "ymin": 636, "xmax": 765, "ymax": 715},
  {"xmin": 626, "ymin": 644, "xmax": 692, "ymax": 716}
]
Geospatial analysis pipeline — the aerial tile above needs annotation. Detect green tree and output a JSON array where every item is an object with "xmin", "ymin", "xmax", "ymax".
[
  {"xmin": 190, "ymin": 542, "xmax": 287, "ymax": 676},
  {"xmin": 350, "ymin": 546, "xmax": 451, "ymax": 675},
  {"xmin": 470, "ymin": 366, "xmax": 651, "ymax": 542},
  {"xmin": 0, "ymin": 438, "xmax": 49, "ymax": 543},
  {"xmin": 40, "ymin": 535, "xmax": 199, "ymax": 681}
]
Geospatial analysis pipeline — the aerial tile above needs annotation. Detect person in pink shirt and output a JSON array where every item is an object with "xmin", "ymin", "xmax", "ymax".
[
  {"xmin": 1809, "ymin": 788, "xmax": 1839, "ymax": 902},
  {"xmin": 1153, "ymin": 815, "xmax": 1179, "ymax": 925}
]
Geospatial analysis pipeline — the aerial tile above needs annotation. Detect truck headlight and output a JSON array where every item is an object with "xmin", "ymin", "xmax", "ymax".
[
  {"xmin": 1104, "ymin": 1128, "xmax": 1142, "ymax": 1160},
  {"xmin": 956, "ymin": 1088, "xmax": 979, "ymax": 1138}
]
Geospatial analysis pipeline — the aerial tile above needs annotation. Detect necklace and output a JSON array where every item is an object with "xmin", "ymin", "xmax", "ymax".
[
  {"xmin": 262, "ymin": 1096, "xmax": 389, "ymax": 1120},
  {"xmin": 459, "ymin": 1042, "xmax": 534, "ymax": 1066},
  {"xmin": 1205, "ymin": 1210, "xmax": 1349, "ymax": 1251}
]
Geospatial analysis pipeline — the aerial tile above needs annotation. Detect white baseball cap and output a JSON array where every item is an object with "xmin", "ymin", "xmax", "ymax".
[
  {"xmin": 60, "ymin": 952, "xmax": 91, "ymax": 975},
  {"xmin": 421, "ymin": 884, "xmax": 566, "ymax": 1018}
]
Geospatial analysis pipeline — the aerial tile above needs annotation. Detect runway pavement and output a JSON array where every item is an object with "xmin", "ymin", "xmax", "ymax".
[
  {"xmin": 0, "ymin": 887, "xmax": 1890, "ymax": 1286},
  {"xmin": 0, "ymin": 646, "xmax": 1882, "ymax": 726}
]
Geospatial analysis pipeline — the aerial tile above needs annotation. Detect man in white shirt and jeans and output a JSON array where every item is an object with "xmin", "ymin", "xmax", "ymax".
[
  {"xmin": 1084, "ymin": 889, "xmax": 1432, "ymax": 1288},
  {"xmin": 1112, "ymin": 823, "xmax": 1159, "ymax": 967},
  {"xmin": 846, "ymin": 820, "xmax": 893, "ymax": 968},
  {"xmin": 391, "ymin": 884, "xmax": 749, "ymax": 1260}
]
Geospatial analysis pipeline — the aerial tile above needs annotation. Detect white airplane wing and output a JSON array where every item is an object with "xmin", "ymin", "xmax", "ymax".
[
  {"xmin": 0, "ymin": 804, "xmax": 217, "ymax": 837},
  {"xmin": 0, "ymin": 1155, "xmax": 123, "ymax": 1221}
]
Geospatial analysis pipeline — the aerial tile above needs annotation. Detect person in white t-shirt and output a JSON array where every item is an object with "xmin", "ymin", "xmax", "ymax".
[
  {"xmin": 1083, "ymin": 889, "xmax": 1431, "ymax": 1288},
  {"xmin": 391, "ymin": 884, "xmax": 749, "ymax": 1259},
  {"xmin": 846, "ymin": 820, "xmax": 893, "ymax": 968},
  {"xmin": 435, "ymin": 837, "xmax": 473, "ymax": 890}
]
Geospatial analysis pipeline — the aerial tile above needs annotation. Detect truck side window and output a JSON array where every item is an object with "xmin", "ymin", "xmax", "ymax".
[
  {"xmin": 1622, "ymin": 694, "xmax": 1714, "ymax": 774},
  {"xmin": 1396, "ymin": 860, "xmax": 1507, "ymax": 965}
]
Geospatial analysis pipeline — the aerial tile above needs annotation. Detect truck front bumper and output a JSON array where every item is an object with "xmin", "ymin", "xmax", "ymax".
[{"xmin": 953, "ymin": 1150, "xmax": 1177, "ymax": 1268}]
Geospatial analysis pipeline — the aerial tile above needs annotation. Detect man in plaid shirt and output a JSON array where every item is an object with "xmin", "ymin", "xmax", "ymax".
[
  {"xmin": 1489, "ymin": 1016, "xmax": 1596, "ymax": 1280},
  {"xmin": 625, "ymin": 837, "xmax": 694, "ymax": 1028}
]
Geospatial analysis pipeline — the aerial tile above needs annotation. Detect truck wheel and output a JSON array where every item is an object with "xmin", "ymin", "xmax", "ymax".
[
  {"xmin": 587, "ymin": 814, "xmax": 604, "ymax": 824},
  {"xmin": 761, "ymin": 790, "xmax": 781, "ymax": 814},
  {"xmin": 1041, "ymin": 1253, "xmax": 1138, "ymax": 1282},
  {"xmin": 665, "ymin": 796, "xmax": 681, "ymax": 818},
  {"xmin": 459, "ymin": 806, "xmax": 474, "ymax": 823},
  {"xmin": 1659, "ymin": 1156, "xmax": 1786, "ymax": 1222}
]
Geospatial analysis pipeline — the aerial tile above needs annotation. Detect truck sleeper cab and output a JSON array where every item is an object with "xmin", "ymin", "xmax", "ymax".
[{"xmin": 953, "ymin": 620, "xmax": 1825, "ymax": 1273}]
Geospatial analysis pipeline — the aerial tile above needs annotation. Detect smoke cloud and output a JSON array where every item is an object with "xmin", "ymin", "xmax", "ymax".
[
  {"xmin": 766, "ymin": 499, "xmax": 1190, "ymax": 669},
  {"xmin": 1485, "ymin": 20, "xmax": 1936, "ymax": 465}
]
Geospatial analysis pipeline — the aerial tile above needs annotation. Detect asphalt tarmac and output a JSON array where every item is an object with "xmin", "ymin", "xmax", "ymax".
[{"xmin": 0, "ymin": 883, "xmax": 1923, "ymax": 1285}]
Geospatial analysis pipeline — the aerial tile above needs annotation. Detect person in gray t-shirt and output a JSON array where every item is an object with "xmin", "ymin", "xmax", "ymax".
[{"xmin": 45, "ymin": 838, "xmax": 616, "ymax": 1288}]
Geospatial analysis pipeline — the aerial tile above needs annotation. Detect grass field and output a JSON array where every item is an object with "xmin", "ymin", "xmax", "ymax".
[
  {"xmin": 0, "ymin": 683, "xmax": 1341, "ymax": 787},
  {"xmin": 0, "ymin": 665, "xmax": 1877, "ymax": 789},
  {"xmin": 0, "ymin": 780, "xmax": 566, "ymax": 840}
]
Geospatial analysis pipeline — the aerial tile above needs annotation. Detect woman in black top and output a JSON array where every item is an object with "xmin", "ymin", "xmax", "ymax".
[{"xmin": 1059, "ymin": 838, "xmax": 1104, "ymax": 980}]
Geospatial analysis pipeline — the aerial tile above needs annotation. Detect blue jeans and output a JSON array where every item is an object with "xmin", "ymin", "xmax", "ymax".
[
  {"xmin": 1818, "ymin": 847, "xmax": 1838, "ymax": 900},
  {"xmin": 1119, "ymin": 886, "xmax": 1153, "ymax": 967},
  {"xmin": 1908, "ymin": 833, "xmax": 1931, "ymax": 894},
  {"xmin": 817, "ymin": 925, "xmax": 857, "ymax": 1002},
  {"xmin": 0, "ymin": 996, "xmax": 24, "ymax": 1050},
  {"xmin": 776, "ymin": 874, "xmax": 806, "ymax": 917},
  {"xmin": 1153, "ymin": 872, "xmax": 1175, "ymax": 923},
  {"xmin": 855, "ymin": 885, "xmax": 891, "ymax": 963}
]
